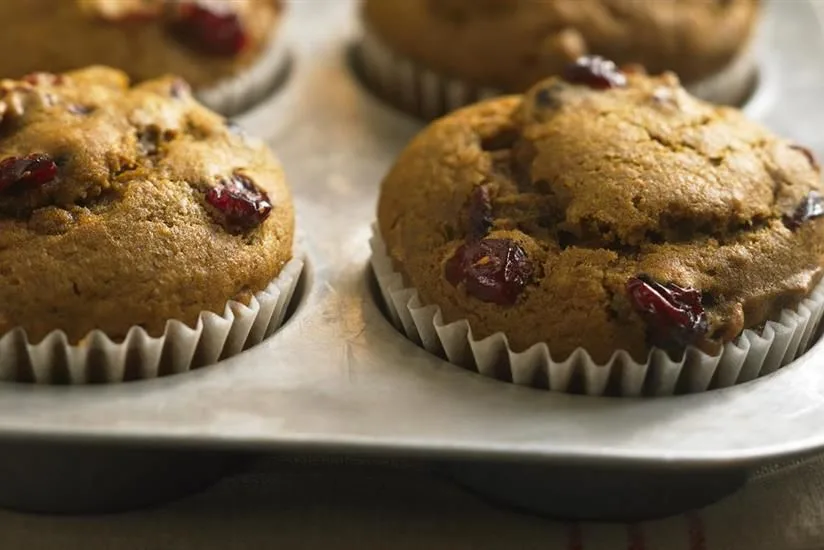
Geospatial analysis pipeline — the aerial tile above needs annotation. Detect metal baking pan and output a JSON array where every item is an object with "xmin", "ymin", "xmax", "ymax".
[{"xmin": 0, "ymin": 0, "xmax": 822, "ymax": 521}]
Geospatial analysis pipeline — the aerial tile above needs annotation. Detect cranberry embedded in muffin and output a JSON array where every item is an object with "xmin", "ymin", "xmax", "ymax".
[
  {"xmin": 0, "ymin": 66, "xmax": 295, "ymax": 344},
  {"xmin": 377, "ymin": 57, "xmax": 824, "ymax": 364}
]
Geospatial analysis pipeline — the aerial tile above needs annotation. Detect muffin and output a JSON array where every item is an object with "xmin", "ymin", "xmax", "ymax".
[
  {"xmin": 372, "ymin": 57, "xmax": 824, "ymax": 396},
  {"xmin": 0, "ymin": 66, "xmax": 301, "ymax": 384},
  {"xmin": 0, "ymin": 0, "xmax": 287, "ymax": 115},
  {"xmin": 360, "ymin": 0, "xmax": 759, "ymax": 119}
]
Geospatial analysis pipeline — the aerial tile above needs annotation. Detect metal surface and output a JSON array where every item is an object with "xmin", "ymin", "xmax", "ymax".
[{"xmin": 0, "ymin": 0, "xmax": 823, "ymax": 474}]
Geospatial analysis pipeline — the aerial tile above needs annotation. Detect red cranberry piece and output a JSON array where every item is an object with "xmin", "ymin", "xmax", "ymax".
[
  {"xmin": 445, "ymin": 239, "xmax": 533, "ymax": 306},
  {"xmin": 627, "ymin": 275, "xmax": 709, "ymax": 349},
  {"xmin": 0, "ymin": 154, "xmax": 58, "ymax": 193},
  {"xmin": 206, "ymin": 172, "xmax": 272, "ymax": 231},
  {"xmin": 563, "ymin": 56, "xmax": 627, "ymax": 90},
  {"xmin": 170, "ymin": 2, "xmax": 248, "ymax": 56},
  {"xmin": 784, "ymin": 191, "xmax": 824, "ymax": 230},
  {"xmin": 468, "ymin": 185, "xmax": 493, "ymax": 241}
]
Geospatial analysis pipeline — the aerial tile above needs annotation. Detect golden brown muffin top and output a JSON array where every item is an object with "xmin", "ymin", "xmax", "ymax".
[
  {"xmin": 378, "ymin": 59, "xmax": 824, "ymax": 363},
  {"xmin": 0, "ymin": 0, "xmax": 283, "ymax": 90},
  {"xmin": 363, "ymin": 0, "xmax": 758, "ymax": 92},
  {"xmin": 0, "ymin": 67, "xmax": 294, "ymax": 343}
]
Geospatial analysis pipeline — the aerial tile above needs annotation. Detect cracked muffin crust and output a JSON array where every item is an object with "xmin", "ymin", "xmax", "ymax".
[
  {"xmin": 361, "ymin": 0, "xmax": 759, "ymax": 116},
  {"xmin": 0, "ymin": 0, "xmax": 283, "ymax": 92},
  {"xmin": 377, "ymin": 60, "xmax": 824, "ymax": 364},
  {"xmin": 0, "ymin": 67, "xmax": 294, "ymax": 344}
]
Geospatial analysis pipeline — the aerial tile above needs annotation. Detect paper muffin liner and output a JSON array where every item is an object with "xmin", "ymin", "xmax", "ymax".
[
  {"xmin": 0, "ymin": 256, "xmax": 304, "ymax": 385},
  {"xmin": 370, "ymin": 227, "xmax": 824, "ymax": 397},
  {"xmin": 197, "ymin": 32, "xmax": 291, "ymax": 117},
  {"xmin": 358, "ymin": 25, "xmax": 757, "ymax": 120}
]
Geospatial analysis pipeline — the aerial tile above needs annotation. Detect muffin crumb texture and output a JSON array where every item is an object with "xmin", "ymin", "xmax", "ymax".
[
  {"xmin": 363, "ymin": 0, "xmax": 759, "ymax": 92},
  {"xmin": 0, "ymin": 0, "xmax": 283, "ymax": 89},
  {"xmin": 0, "ymin": 67, "xmax": 294, "ymax": 343},
  {"xmin": 378, "ymin": 65, "xmax": 824, "ymax": 363}
]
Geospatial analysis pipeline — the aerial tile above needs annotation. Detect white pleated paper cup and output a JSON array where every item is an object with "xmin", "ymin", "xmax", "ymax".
[
  {"xmin": 358, "ymin": 25, "xmax": 757, "ymax": 120},
  {"xmin": 358, "ymin": 26, "xmax": 499, "ymax": 121},
  {"xmin": 0, "ymin": 256, "xmax": 303, "ymax": 385},
  {"xmin": 197, "ymin": 33, "xmax": 291, "ymax": 117},
  {"xmin": 370, "ymin": 228, "xmax": 824, "ymax": 397}
]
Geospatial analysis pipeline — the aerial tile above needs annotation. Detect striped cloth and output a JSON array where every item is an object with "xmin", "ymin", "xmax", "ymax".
[{"xmin": 1, "ymin": 455, "xmax": 823, "ymax": 549}]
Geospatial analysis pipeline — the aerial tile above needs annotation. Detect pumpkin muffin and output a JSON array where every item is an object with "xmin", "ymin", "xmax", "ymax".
[
  {"xmin": 0, "ymin": 66, "xmax": 298, "ymax": 383},
  {"xmin": 0, "ymin": 0, "xmax": 287, "ymax": 115},
  {"xmin": 360, "ymin": 0, "xmax": 759, "ymax": 119},
  {"xmin": 374, "ymin": 57, "xmax": 824, "ymax": 393}
]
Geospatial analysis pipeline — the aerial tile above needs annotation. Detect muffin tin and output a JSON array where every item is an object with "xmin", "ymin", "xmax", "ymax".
[{"xmin": 1, "ymin": 0, "xmax": 824, "ymax": 520}]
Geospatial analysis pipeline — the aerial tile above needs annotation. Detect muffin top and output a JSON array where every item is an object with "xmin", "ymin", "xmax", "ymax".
[
  {"xmin": 378, "ymin": 58, "xmax": 824, "ymax": 363},
  {"xmin": 0, "ymin": 0, "xmax": 283, "ymax": 90},
  {"xmin": 363, "ymin": 0, "xmax": 758, "ymax": 93},
  {"xmin": 0, "ymin": 67, "xmax": 294, "ymax": 343}
]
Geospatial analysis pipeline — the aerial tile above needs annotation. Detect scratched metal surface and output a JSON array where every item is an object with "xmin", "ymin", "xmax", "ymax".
[{"xmin": 0, "ymin": 0, "xmax": 821, "ymax": 469}]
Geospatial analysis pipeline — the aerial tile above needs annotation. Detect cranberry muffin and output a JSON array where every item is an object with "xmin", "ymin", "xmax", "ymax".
[
  {"xmin": 360, "ymin": 0, "xmax": 759, "ymax": 119},
  {"xmin": 0, "ymin": 0, "xmax": 286, "ymax": 115},
  {"xmin": 375, "ymin": 57, "xmax": 824, "ymax": 392},
  {"xmin": 0, "ymin": 67, "xmax": 297, "ymax": 383}
]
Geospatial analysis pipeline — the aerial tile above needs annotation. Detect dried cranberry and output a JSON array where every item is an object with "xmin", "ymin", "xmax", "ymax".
[
  {"xmin": 784, "ymin": 191, "xmax": 824, "ymax": 230},
  {"xmin": 206, "ymin": 172, "xmax": 272, "ymax": 231},
  {"xmin": 563, "ymin": 56, "xmax": 627, "ymax": 90},
  {"xmin": 445, "ymin": 239, "xmax": 533, "ymax": 306},
  {"xmin": 170, "ymin": 2, "xmax": 248, "ymax": 56},
  {"xmin": 468, "ymin": 185, "xmax": 493, "ymax": 240},
  {"xmin": 627, "ymin": 275, "xmax": 709, "ymax": 349},
  {"xmin": 0, "ymin": 154, "xmax": 58, "ymax": 193}
]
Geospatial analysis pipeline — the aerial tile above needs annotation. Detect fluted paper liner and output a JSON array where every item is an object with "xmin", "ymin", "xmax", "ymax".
[
  {"xmin": 359, "ymin": 25, "xmax": 757, "ymax": 120},
  {"xmin": 370, "ymin": 228, "xmax": 824, "ymax": 397},
  {"xmin": 0, "ymin": 257, "xmax": 303, "ymax": 385},
  {"xmin": 198, "ymin": 33, "xmax": 290, "ymax": 117}
]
